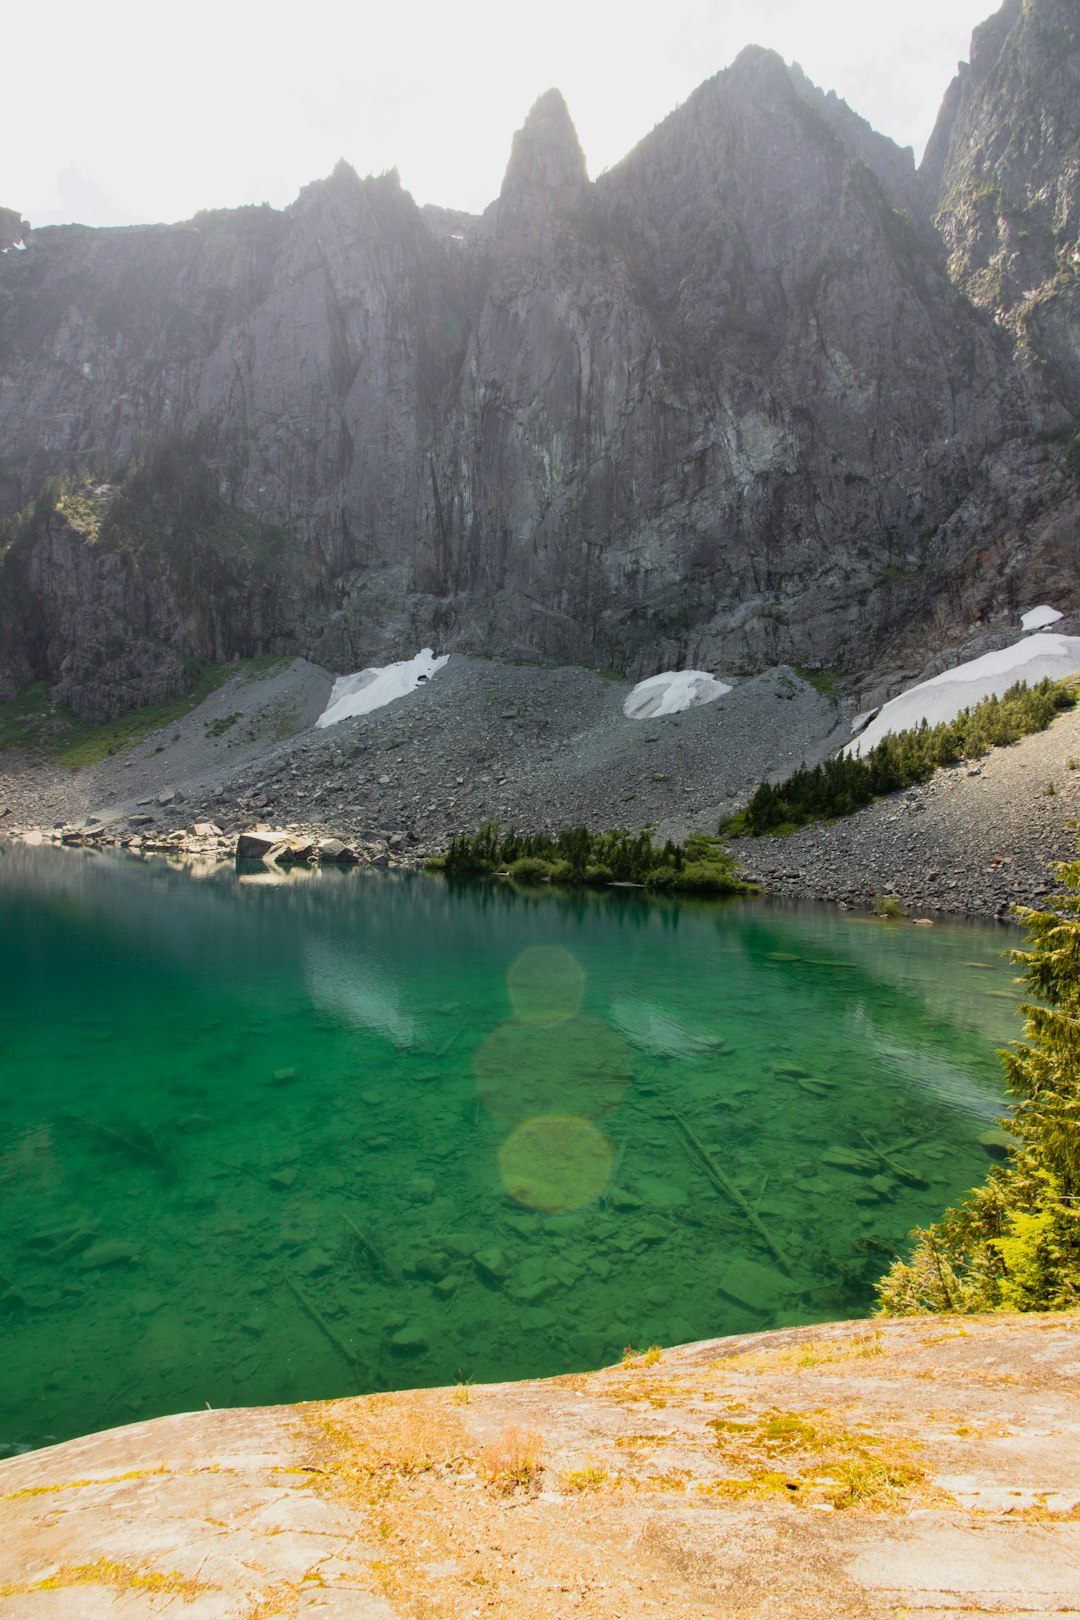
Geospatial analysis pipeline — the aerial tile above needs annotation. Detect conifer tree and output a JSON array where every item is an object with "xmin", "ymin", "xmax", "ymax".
[{"xmin": 877, "ymin": 846, "xmax": 1080, "ymax": 1314}]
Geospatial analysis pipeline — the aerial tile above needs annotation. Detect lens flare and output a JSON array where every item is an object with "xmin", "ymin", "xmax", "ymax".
[
  {"xmin": 507, "ymin": 945, "xmax": 585, "ymax": 1027},
  {"xmin": 474, "ymin": 1013, "xmax": 629, "ymax": 1128},
  {"xmin": 498, "ymin": 1115, "xmax": 613, "ymax": 1213}
]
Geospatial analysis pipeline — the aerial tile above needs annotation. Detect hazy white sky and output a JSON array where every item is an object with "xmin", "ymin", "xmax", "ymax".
[{"xmin": 9, "ymin": 0, "xmax": 995, "ymax": 229}]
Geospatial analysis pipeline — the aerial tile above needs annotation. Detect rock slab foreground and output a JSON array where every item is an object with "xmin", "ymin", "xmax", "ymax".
[{"xmin": 1, "ymin": 1313, "xmax": 1078, "ymax": 1617}]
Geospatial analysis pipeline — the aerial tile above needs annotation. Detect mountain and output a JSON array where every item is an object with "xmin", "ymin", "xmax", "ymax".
[
  {"xmin": 922, "ymin": 0, "xmax": 1079, "ymax": 403},
  {"xmin": 0, "ymin": 0, "xmax": 1077, "ymax": 721}
]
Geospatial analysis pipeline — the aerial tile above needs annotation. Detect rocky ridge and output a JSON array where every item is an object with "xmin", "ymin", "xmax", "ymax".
[{"xmin": 0, "ymin": 0, "xmax": 1077, "ymax": 722}]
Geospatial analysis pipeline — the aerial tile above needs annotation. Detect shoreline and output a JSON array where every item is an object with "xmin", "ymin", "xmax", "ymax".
[
  {"xmin": 1, "ymin": 815, "xmax": 1054, "ymax": 924},
  {"xmin": 2, "ymin": 653, "xmax": 1079, "ymax": 922}
]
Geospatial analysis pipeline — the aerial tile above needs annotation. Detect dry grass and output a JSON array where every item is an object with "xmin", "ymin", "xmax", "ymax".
[
  {"xmin": 296, "ymin": 1395, "xmax": 472, "ymax": 1505},
  {"xmin": 622, "ymin": 1344, "xmax": 663, "ymax": 1367},
  {"xmin": 712, "ymin": 1330, "xmax": 887, "ymax": 1375},
  {"xmin": 2, "ymin": 1464, "xmax": 171, "ymax": 1501},
  {"xmin": 478, "ymin": 1426, "xmax": 544, "ymax": 1495},
  {"xmin": 704, "ymin": 1406, "xmax": 946, "ymax": 1512},
  {"xmin": 0, "ymin": 1556, "xmax": 214, "ymax": 1601},
  {"xmin": 563, "ymin": 1461, "xmax": 611, "ymax": 1492}
]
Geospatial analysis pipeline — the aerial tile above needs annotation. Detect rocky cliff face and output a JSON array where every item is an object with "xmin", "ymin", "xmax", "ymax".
[
  {"xmin": 922, "ymin": 0, "xmax": 1079, "ymax": 405},
  {"xmin": 0, "ymin": 0, "xmax": 1078, "ymax": 718}
]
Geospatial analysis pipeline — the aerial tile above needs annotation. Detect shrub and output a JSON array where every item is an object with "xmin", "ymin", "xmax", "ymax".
[
  {"xmin": 667, "ymin": 861, "xmax": 746, "ymax": 895},
  {"xmin": 877, "ymin": 843, "xmax": 1080, "ymax": 1315},
  {"xmin": 436, "ymin": 822, "xmax": 754, "ymax": 896},
  {"xmin": 644, "ymin": 865, "xmax": 678, "ymax": 891},
  {"xmin": 872, "ymin": 893, "xmax": 905, "ymax": 919},
  {"xmin": 508, "ymin": 856, "xmax": 553, "ymax": 884}
]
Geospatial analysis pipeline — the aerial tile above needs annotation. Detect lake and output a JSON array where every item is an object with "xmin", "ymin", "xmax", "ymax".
[{"xmin": 0, "ymin": 843, "xmax": 1020, "ymax": 1452}]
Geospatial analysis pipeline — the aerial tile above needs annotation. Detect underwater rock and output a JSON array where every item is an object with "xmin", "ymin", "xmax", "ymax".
[
  {"xmin": 633, "ymin": 1177, "xmax": 689, "ymax": 1209},
  {"xmin": 297, "ymin": 1248, "xmax": 334, "ymax": 1277},
  {"xmin": 412, "ymin": 1250, "xmax": 450, "ymax": 1282},
  {"xmin": 978, "ymin": 1127, "xmax": 1020, "ymax": 1159},
  {"xmin": 78, "ymin": 1240, "xmax": 139, "ymax": 1270},
  {"xmin": 130, "ymin": 1291, "xmax": 165, "ymax": 1315},
  {"xmin": 718, "ymin": 1256, "xmax": 795, "ymax": 1314},
  {"xmin": 796, "ymin": 1077, "xmax": 834, "ymax": 1096},
  {"xmin": 271, "ymin": 1067, "xmax": 300, "ymax": 1085},
  {"xmin": 25, "ymin": 1226, "xmax": 97, "ymax": 1263},
  {"xmin": 390, "ymin": 1324, "xmax": 429, "ymax": 1355},
  {"xmin": 173, "ymin": 1112, "xmax": 212, "ymax": 1132},
  {"xmin": 269, "ymin": 1167, "xmax": 299, "ymax": 1190},
  {"xmin": 405, "ymin": 1177, "xmax": 436, "ymax": 1204},
  {"xmin": 820, "ymin": 1147, "xmax": 877, "ymax": 1174},
  {"xmin": 510, "ymin": 1277, "xmax": 559, "ymax": 1304},
  {"xmin": 474, "ymin": 1247, "xmax": 509, "ymax": 1285}
]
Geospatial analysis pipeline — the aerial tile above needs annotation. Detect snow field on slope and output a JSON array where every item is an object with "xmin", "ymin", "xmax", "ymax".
[
  {"xmin": 316, "ymin": 650, "xmax": 449, "ymax": 728},
  {"xmin": 845, "ymin": 633, "xmax": 1080, "ymax": 757},
  {"xmin": 624, "ymin": 669, "xmax": 732, "ymax": 719}
]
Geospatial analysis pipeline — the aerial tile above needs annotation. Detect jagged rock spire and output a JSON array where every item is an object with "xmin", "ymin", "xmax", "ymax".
[{"xmin": 499, "ymin": 89, "xmax": 588, "ymax": 205}]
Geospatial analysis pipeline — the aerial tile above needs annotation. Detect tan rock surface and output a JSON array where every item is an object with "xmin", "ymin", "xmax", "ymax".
[{"xmin": 1, "ymin": 1314, "xmax": 1078, "ymax": 1618}]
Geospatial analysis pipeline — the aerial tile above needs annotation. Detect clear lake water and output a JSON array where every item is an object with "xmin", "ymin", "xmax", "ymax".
[{"xmin": 0, "ymin": 843, "xmax": 1023, "ymax": 1452}]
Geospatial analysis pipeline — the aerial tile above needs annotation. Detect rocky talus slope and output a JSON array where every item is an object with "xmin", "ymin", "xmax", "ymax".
[
  {"xmin": 738, "ymin": 701, "xmax": 1080, "ymax": 917},
  {"xmin": 1, "ymin": 1314, "xmax": 1077, "ymax": 1617},
  {"xmin": 3, "ymin": 653, "xmax": 1080, "ymax": 919}
]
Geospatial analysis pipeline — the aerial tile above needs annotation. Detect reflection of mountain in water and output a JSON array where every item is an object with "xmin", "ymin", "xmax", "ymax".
[
  {"xmin": 846, "ymin": 1003, "xmax": 1002, "ymax": 1124},
  {"xmin": 303, "ymin": 937, "xmax": 417, "ymax": 1047},
  {"xmin": 609, "ymin": 999, "xmax": 724, "ymax": 1059}
]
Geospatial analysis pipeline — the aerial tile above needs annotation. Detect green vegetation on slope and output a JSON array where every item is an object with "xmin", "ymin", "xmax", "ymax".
[
  {"xmin": 722, "ymin": 678, "xmax": 1077, "ymax": 838},
  {"xmin": 428, "ymin": 824, "xmax": 753, "ymax": 895},
  {"xmin": 97, "ymin": 431, "xmax": 290, "ymax": 570},
  {"xmin": 877, "ymin": 851, "xmax": 1080, "ymax": 1315},
  {"xmin": 0, "ymin": 656, "xmax": 285, "ymax": 769}
]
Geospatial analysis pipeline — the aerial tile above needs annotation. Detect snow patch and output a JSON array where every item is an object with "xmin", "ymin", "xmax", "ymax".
[
  {"xmin": 1021, "ymin": 604, "xmax": 1062, "ymax": 632},
  {"xmin": 844, "ymin": 633, "xmax": 1080, "ymax": 757},
  {"xmin": 624, "ymin": 669, "xmax": 731, "ymax": 720},
  {"xmin": 316, "ymin": 649, "xmax": 448, "ymax": 728}
]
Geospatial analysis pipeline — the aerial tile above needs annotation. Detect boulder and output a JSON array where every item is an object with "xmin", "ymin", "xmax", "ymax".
[
  {"xmin": 473, "ymin": 1246, "xmax": 509, "ymax": 1284},
  {"xmin": 318, "ymin": 837, "xmax": 357, "ymax": 864},
  {"xmin": 236, "ymin": 830, "xmax": 280, "ymax": 860}
]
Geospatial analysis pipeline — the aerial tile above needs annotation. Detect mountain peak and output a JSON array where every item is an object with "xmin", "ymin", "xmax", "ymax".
[{"xmin": 500, "ymin": 89, "xmax": 588, "ymax": 202}]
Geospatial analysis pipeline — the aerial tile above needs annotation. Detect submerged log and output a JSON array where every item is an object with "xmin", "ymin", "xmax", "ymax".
[
  {"xmin": 668, "ymin": 1112, "xmax": 792, "ymax": 1273},
  {"xmin": 283, "ymin": 1274, "xmax": 358, "ymax": 1378},
  {"xmin": 858, "ymin": 1131, "xmax": 928, "ymax": 1187},
  {"xmin": 342, "ymin": 1211, "xmax": 400, "ymax": 1281}
]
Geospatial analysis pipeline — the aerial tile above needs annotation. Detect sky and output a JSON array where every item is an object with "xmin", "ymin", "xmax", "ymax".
[{"xmin": 8, "ymin": 0, "xmax": 997, "ymax": 230}]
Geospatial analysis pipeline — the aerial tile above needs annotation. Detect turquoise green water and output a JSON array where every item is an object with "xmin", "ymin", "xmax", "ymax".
[{"xmin": 0, "ymin": 844, "xmax": 1020, "ymax": 1452}]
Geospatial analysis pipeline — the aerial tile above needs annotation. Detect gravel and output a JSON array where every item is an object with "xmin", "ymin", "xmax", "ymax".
[
  {"xmin": 2, "ymin": 652, "xmax": 1078, "ymax": 920},
  {"xmin": 736, "ymin": 704, "xmax": 1080, "ymax": 920}
]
